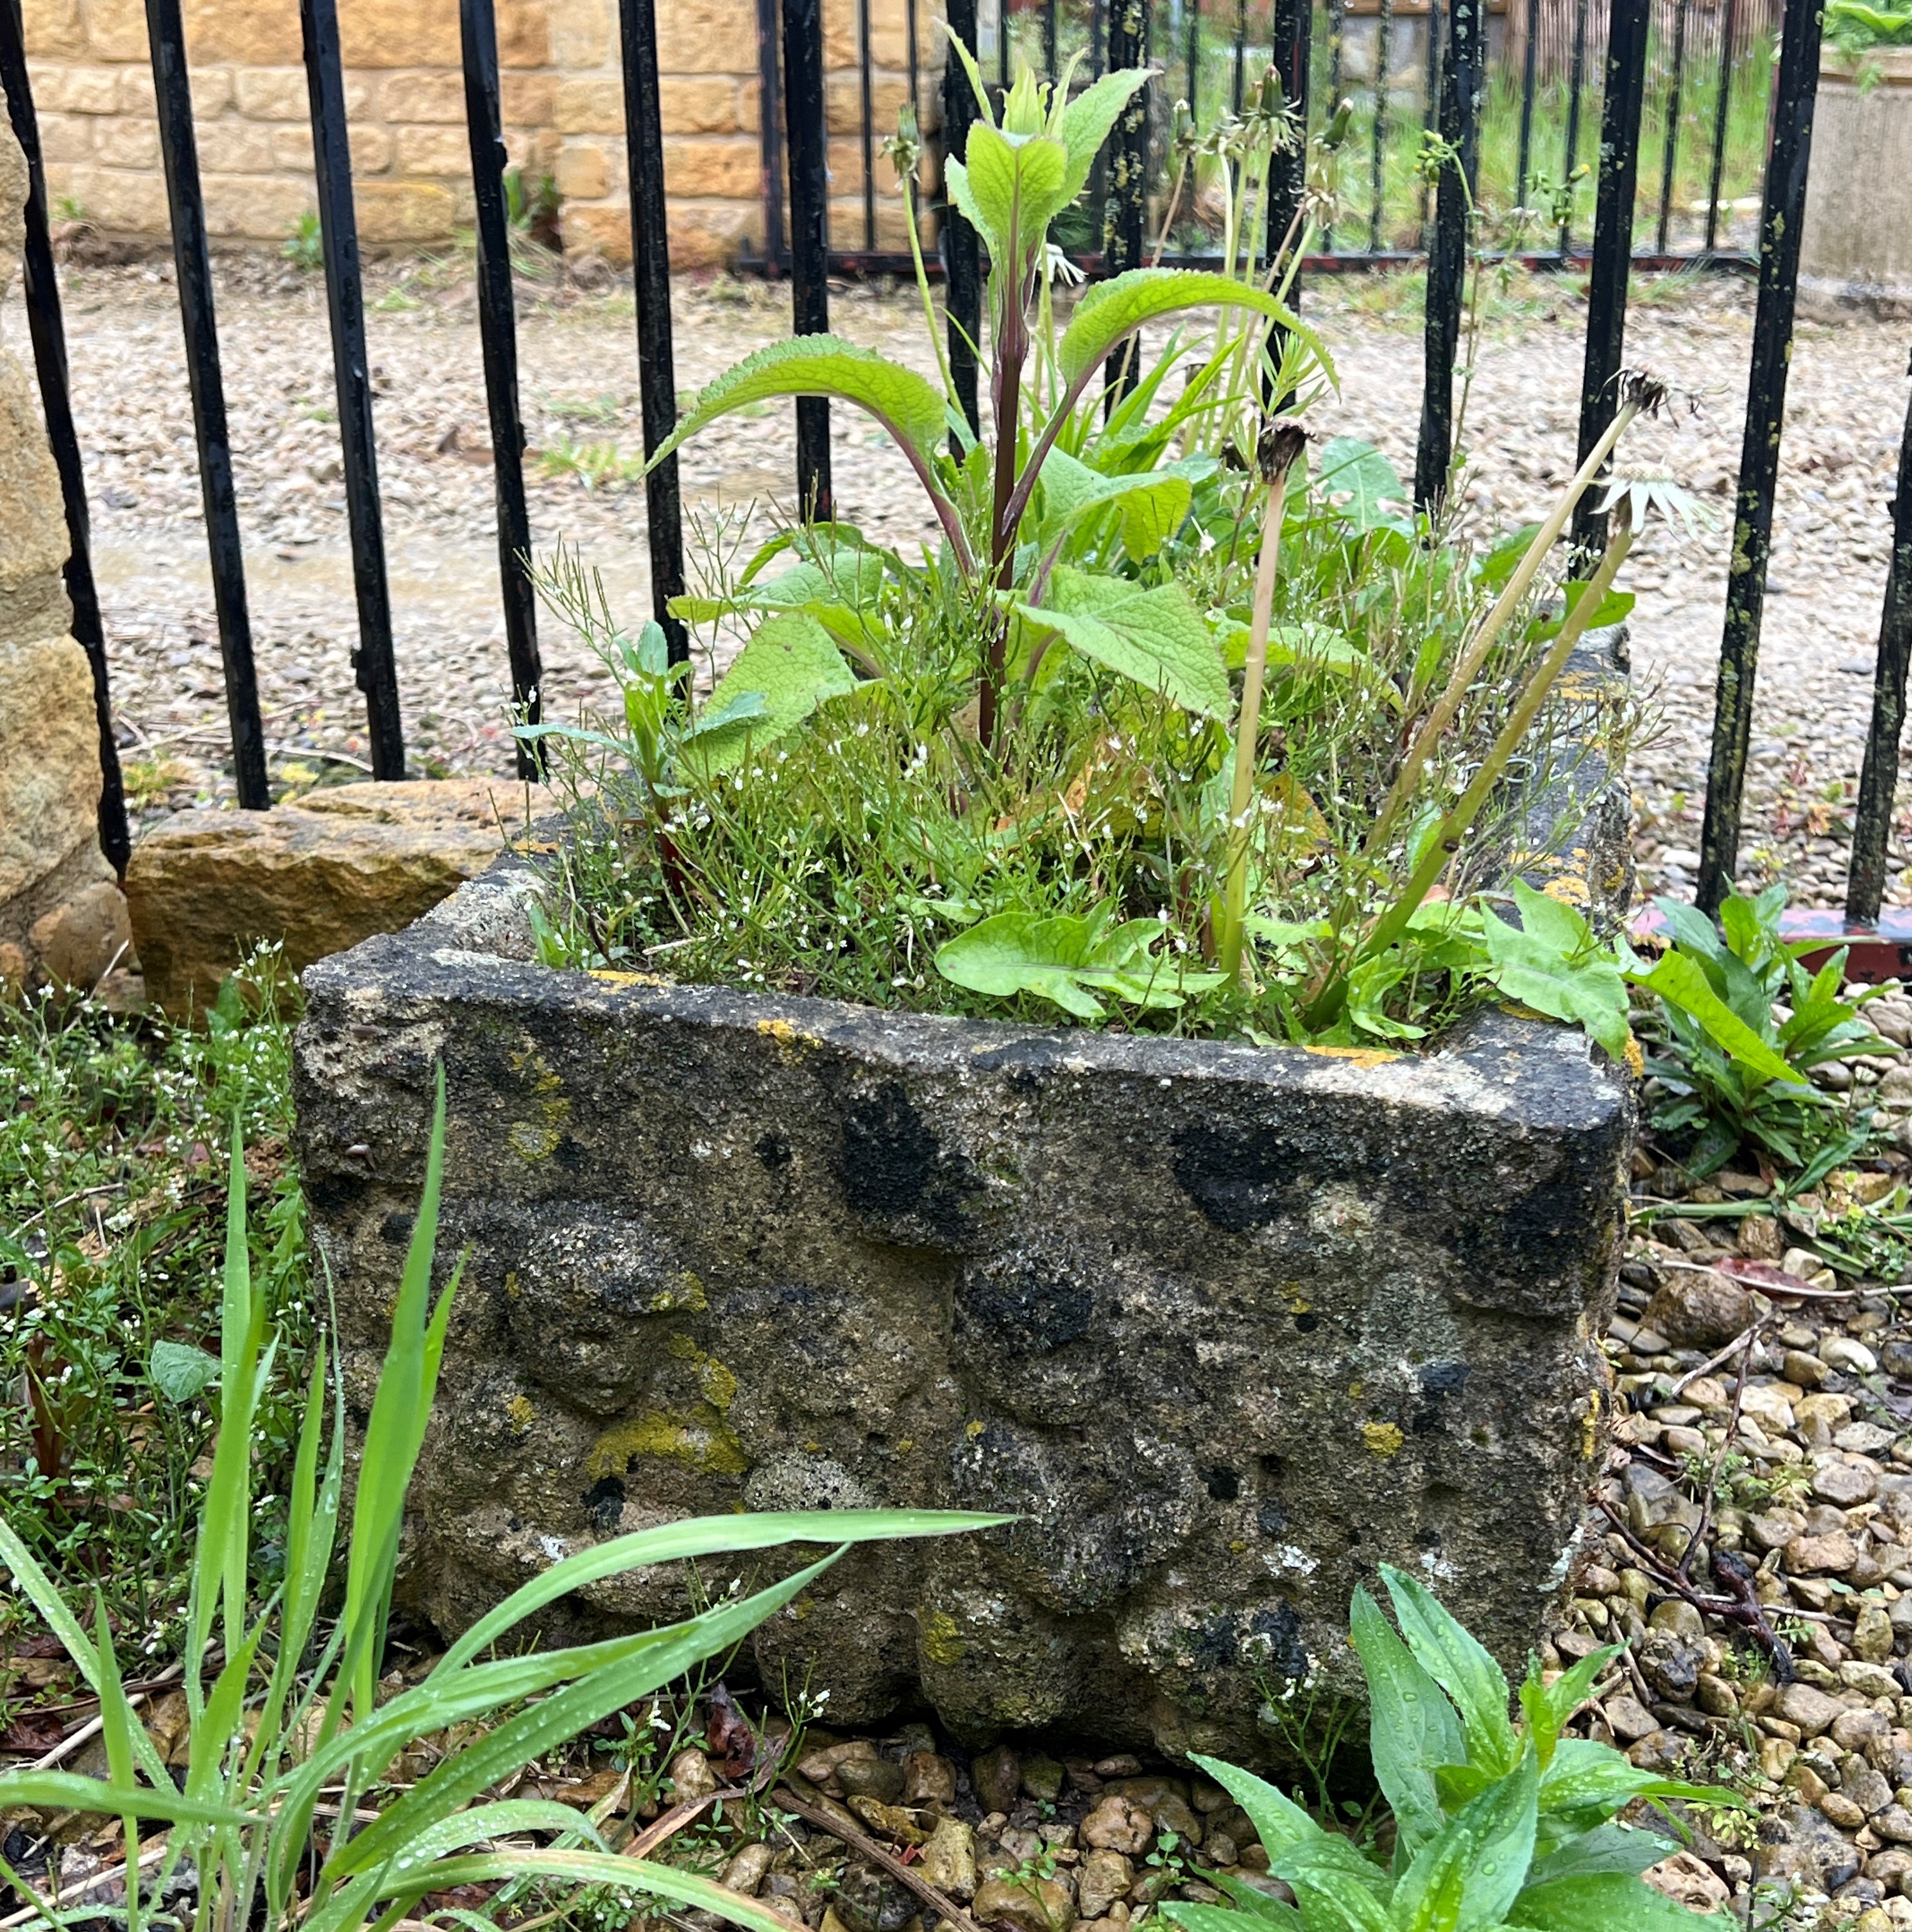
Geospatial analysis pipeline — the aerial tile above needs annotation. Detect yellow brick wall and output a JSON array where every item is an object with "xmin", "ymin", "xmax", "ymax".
[{"xmin": 21, "ymin": 0, "xmax": 942, "ymax": 268}]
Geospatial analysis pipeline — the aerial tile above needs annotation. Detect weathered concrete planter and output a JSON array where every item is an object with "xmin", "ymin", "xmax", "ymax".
[
  {"xmin": 295, "ymin": 859, "xmax": 1629, "ymax": 1761},
  {"xmin": 1801, "ymin": 49, "xmax": 1912, "ymax": 315}
]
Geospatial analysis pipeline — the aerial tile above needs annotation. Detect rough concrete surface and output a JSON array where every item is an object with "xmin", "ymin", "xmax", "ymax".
[{"xmin": 295, "ymin": 863, "xmax": 1630, "ymax": 1761}]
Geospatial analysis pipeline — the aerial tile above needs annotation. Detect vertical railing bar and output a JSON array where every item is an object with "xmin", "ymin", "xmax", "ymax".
[
  {"xmin": 783, "ymin": 0, "xmax": 834, "ymax": 517},
  {"xmin": 945, "ymin": 0, "xmax": 983, "ymax": 441},
  {"xmin": 144, "ymin": 0, "xmax": 268, "ymax": 809},
  {"xmin": 1266, "ymin": 0, "xmax": 1311, "ymax": 312},
  {"xmin": 1232, "ymin": 0, "xmax": 1245, "ymax": 115},
  {"xmin": 1656, "ymin": 0, "xmax": 1689, "ymax": 254},
  {"xmin": 1703, "ymin": 0, "xmax": 1737, "ymax": 254},
  {"xmin": 619, "ymin": 0, "xmax": 688, "ymax": 667},
  {"xmin": 0, "ymin": 0, "xmax": 128, "ymax": 870},
  {"xmin": 1847, "ymin": 354, "xmax": 1912, "ymax": 925},
  {"xmin": 1412, "ymin": 0, "xmax": 1477, "ymax": 510},
  {"xmin": 1187, "ymin": 0, "xmax": 1200, "ymax": 125},
  {"xmin": 1560, "ymin": 0, "xmax": 1589, "ymax": 254},
  {"xmin": 755, "ymin": 0, "xmax": 787, "ymax": 273},
  {"xmin": 860, "ymin": 0, "xmax": 877, "ymax": 250},
  {"xmin": 1103, "ymin": 0, "xmax": 1149, "ymax": 400},
  {"xmin": 1090, "ymin": 0, "xmax": 1107, "ymax": 219},
  {"xmin": 1419, "ymin": 0, "xmax": 1440, "ymax": 245},
  {"xmin": 907, "ymin": 0, "xmax": 921, "ymax": 128},
  {"xmin": 1696, "ymin": 0, "xmax": 1825, "ymax": 913},
  {"xmin": 1371, "ymin": 0, "xmax": 1391, "ymax": 250},
  {"xmin": 1044, "ymin": 0, "xmax": 1058, "ymax": 80},
  {"xmin": 459, "ymin": 0, "xmax": 543, "ymax": 777},
  {"xmin": 1515, "ymin": 0, "xmax": 1539, "ymax": 208},
  {"xmin": 1571, "ymin": 0, "xmax": 1651, "ymax": 560},
  {"xmin": 1000, "ymin": 0, "xmax": 1011, "ymax": 87},
  {"xmin": 302, "ymin": 0, "xmax": 404, "ymax": 780}
]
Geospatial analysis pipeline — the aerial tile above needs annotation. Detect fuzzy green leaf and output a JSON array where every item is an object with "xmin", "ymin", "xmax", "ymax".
[
  {"xmin": 689, "ymin": 612, "xmax": 858, "ymax": 768},
  {"xmin": 1059, "ymin": 69, "xmax": 1152, "ymax": 199},
  {"xmin": 1038, "ymin": 447, "xmax": 1193, "ymax": 560},
  {"xmin": 1164, "ymin": 1901, "xmax": 1303, "ymax": 1932},
  {"xmin": 1478, "ymin": 882, "xmax": 1631, "ymax": 1060},
  {"xmin": 963, "ymin": 122, "xmax": 1071, "ymax": 261},
  {"xmin": 1058, "ymin": 269, "xmax": 1332, "ymax": 390},
  {"xmin": 1020, "ymin": 567, "xmax": 1231, "ymax": 719},
  {"xmin": 1629, "ymin": 950, "xmax": 1802, "ymax": 1088},
  {"xmin": 1349, "ymin": 1585, "xmax": 1463, "ymax": 1857},
  {"xmin": 935, "ymin": 908, "xmax": 1224, "ymax": 1019},
  {"xmin": 149, "ymin": 1339, "xmax": 221, "ymax": 1403},
  {"xmin": 652, "ymin": 336, "xmax": 947, "ymax": 469}
]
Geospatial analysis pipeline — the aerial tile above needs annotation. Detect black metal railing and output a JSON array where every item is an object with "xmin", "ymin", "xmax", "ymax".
[{"xmin": 4, "ymin": 0, "xmax": 1912, "ymax": 947}]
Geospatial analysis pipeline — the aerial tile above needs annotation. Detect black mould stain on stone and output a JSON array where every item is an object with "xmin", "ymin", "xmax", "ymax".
[
  {"xmin": 1412, "ymin": 1361, "xmax": 1471, "ymax": 1436},
  {"xmin": 842, "ymin": 1081, "xmax": 939, "ymax": 1216},
  {"xmin": 1205, "ymin": 1466, "xmax": 1242, "ymax": 1501},
  {"xmin": 1171, "ymin": 1123, "xmax": 1304, "ymax": 1232},
  {"xmin": 583, "ymin": 1474, "xmax": 626, "ymax": 1532},
  {"xmin": 379, "ymin": 1211, "xmax": 414, "ymax": 1247},
  {"xmin": 755, "ymin": 1131, "xmax": 793, "ymax": 1171},
  {"xmin": 1252, "ymin": 1601, "xmax": 1309, "ymax": 1683},
  {"xmin": 957, "ymin": 1257, "xmax": 1094, "ymax": 1356}
]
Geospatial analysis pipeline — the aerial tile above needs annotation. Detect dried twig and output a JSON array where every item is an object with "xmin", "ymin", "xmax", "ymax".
[
  {"xmin": 1679, "ymin": 1324, "xmax": 1760, "ymax": 1584},
  {"xmin": 623, "ymin": 1784, "xmax": 746, "ymax": 1861},
  {"xmin": 1668, "ymin": 1326, "xmax": 1760, "ymax": 1399},
  {"xmin": 775, "ymin": 1790, "xmax": 985, "ymax": 1932}
]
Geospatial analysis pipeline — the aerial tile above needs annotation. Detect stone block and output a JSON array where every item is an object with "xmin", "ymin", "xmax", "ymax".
[
  {"xmin": 354, "ymin": 178, "xmax": 459, "ymax": 240},
  {"xmin": 340, "ymin": 0, "xmax": 461, "ymax": 65},
  {"xmin": 379, "ymin": 68, "xmax": 466, "ymax": 123},
  {"xmin": 660, "ymin": 135, "xmax": 758, "ymax": 199},
  {"xmin": 395, "ymin": 123, "xmax": 474, "ymax": 176},
  {"xmin": 92, "ymin": 115, "xmax": 159, "ymax": 168},
  {"xmin": 667, "ymin": 196, "xmax": 752, "ymax": 267},
  {"xmin": 128, "ymin": 778, "xmax": 545, "ymax": 1016},
  {"xmin": 197, "ymin": 118, "xmax": 277, "ymax": 177},
  {"xmin": 39, "ymin": 63, "xmax": 121, "ymax": 112},
  {"xmin": 497, "ymin": 0, "xmax": 549, "ymax": 64},
  {"xmin": 0, "ymin": 357, "xmax": 71, "ymax": 646},
  {"xmin": 555, "ymin": 76, "xmax": 624, "ymax": 135},
  {"xmin": 656, "ymin": 0, "xmax": 756, "ymax": 72},
  {"xmin": 0, "ymin": 635, "xmax": 104, "ymax": 913},
  {"xmin": 234, "ymin": 66, "xmax": 309, "ymax": 121},
  {"xmin": 346, "ymin": 122, "xmax": 394, "ymax": 171},
  {"xmin": 29, "ymin": 880, "xmax": 132, "ymax": 990},
  {"xmin": 200, "ymin": 173, "xmax": 315, "ymax": 240},
  {"xmin": 553, "ymin": 140, "xmax": 609, "ymax": 200},
  {"xmin": 22, "ymin": 0, "xmax": 87, "ymax": 58},
  {"xmin": 501, "ymin": 72, "xmax": 555, "ymax": 125},
  {"xmin": 116, "ymin": 67, "xmax": 157, "ymax": 114},
  {"xmin": 183, "ymin": 0, "xmax": 300, "ymax": 64},
  {"xmin": 292, "ymin": 847, "xmax": 1628, "ymax": 1760},
  {"xmin": 660, "ymin": 77, "xmax": 740, "ymax": 135},
  {"xmin": 34, "ymin": 112, "xmax": 94, "ymax": 164},
  {"xmin": 827, "ymin": 71, "xmax": 913, "ymax": 136},
  {"xmin": 547, "ymin": 0, "xmax": 611, "ymax": 65},
  {"xmin": 73, "ymin": 163, "xmax": 171, "ymax": 232},
  {"xmin": 558, "ymin": 197, "xmax": 632, "ymax": 264},
  {"xmin": 85, "ymin": 0, "xmax": 149, "ymax": 59},
  {"xmin": 1801, "ymin": 51, "xmax": 1912, "ymax": 313},
  {"xmin": 269, "ymin": 125, "xmax": 314, "ymax": 172}
]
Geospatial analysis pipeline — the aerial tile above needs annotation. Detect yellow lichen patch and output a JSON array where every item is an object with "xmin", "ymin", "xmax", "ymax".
[
  {"xmin": 505, "ymin": 1393, "xmax": 536, "ymax": 1432},
  {"xmin": 1362, "ymin": 1421, "xmax": 1405, "ymax": 1458},
  {"xmin": 1284, "ymin": 1283, "xmax": 1311, "ymax": 1315},
  {"xmin": 666, "ymin": 1332, "xmax": 738, "ymax": 1410},
  {"xmin": 965, "ymin": 1420, "xmax": 985, "ymax": 1441},
  {"xmin": 1623, "ymin": 1033, "xmax": 1644, "ymax": 1077},
  {"xmin": 896, "ymin": 1437, "xmax": 915, "ymax": 1455},
  {"xmin": 650, "ymin": 1272, "xmax": 708, "ymax": 1314},
  {"xmin": 922, "ymin": 1610, "xmax": 968, "ymax": 1666},
  {"xmin": 589, "ymin": 968, "xmax": 669, "ymax": 988},
  {"xmin": 586, "ymin": 1406, "xmax": 749, "ymax": 1480},
  {"xmin": 1542, "ymin": 875, "xmax": 1591, "ymax": 906},
  {"xmin": 508, "ymin": 1121, "xmax": 562, "ymax": 1162},
  {"xmin": 755, "ymin": 1016, "xmax": 822, "ymax": 1062},
  {"xmin": 505, "ymin": 1270, "xmax": 521, "ymax": 1301},
  {"xmin": 1302, "ymin": 1045, "xmax": 1402, "ymax": 1068},
  {"xmin": 1581, "ymin": 1387, "xmax": 1602, "ymax": 1461}
]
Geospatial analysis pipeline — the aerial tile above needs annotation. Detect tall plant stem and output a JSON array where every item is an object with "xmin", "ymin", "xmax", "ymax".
[
  {"xmin": 1362, "ymin": 393, "xmax": 1643, "ymax": 859},
  {"xmin": 903, "ymin": 174, "xmax": 956, "ymax": 406},
  {"xmin": 1307, "ymin": 514, "xmax": 1634, "ymax": 1026},
  {"xmin": 1219, "ymin": 469, "xmax": 1292, "ymax": 982}
]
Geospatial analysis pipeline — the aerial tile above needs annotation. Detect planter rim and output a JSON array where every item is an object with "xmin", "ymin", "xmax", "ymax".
[{"xmin": 1822, "ymin": 46, "xmax": 1912, "ymax": 81}]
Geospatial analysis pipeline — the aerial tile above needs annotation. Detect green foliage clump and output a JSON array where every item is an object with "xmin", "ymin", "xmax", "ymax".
[{"xmin": 1827, "ymin": 0, "xmax": 1912, "ymax": 54}]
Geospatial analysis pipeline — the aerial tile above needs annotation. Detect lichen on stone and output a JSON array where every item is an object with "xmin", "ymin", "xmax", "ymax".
[
  {"xmin": 1361, "ymin": 1421, "xmax": 1405, "ymax": 1458},
  {"xmin": 586, "ymin": 1403, "xmax": 748, "ymax": 1479},
  {"xmin": 922, "ymin": 1610, "xmax": 968, "ymax": 1665}
]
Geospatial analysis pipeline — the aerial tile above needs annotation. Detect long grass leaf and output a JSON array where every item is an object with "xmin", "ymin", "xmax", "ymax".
[{"xmin": 0, "ymin": 1771, "xmax": 256, "ymax": 1829}]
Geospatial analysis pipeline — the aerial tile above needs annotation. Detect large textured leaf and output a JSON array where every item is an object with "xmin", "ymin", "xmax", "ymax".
[
  {"xmin": 690, "ymin": 612, "xmax": 858, "ymax": 768},
  {"xmin": 1038, "ymin": 447, "xmax": 1192, "ymax": 560},
  {"xmin": 964, "ymin": 122, "xmax": 1071, "ymax": 261},
  {"xmin": 1188, "ymin": 1753, "xmax": 1330, "ymax": 1867},
  {"xmin": 1020, "ymin": 567, "xmax": 1230, "ymax": 719},
  {"xmin": 935, "ymin": 908, "xmax": 1224, "ymax": 1020},
  {"xmin": 1315, "ymin": 437, "xmax": 1411, "ymax": 532},
  {"xmin": 1479, "ymin": 882, "xmax": 1630, "ymax": 1061},
  {"xmin": 1058, "ymin": 68, "xmax": 1152, "ymax": 199},
  {"xmin": 1629, "ymin": 951, "xmax": 1801, "ymax": 1087},
  {"xmin": 1510, "ymin": 1874, "xmax": 1737, "ymax": 1931},
  {"xmin": 1381, "ymin": 1566, "xmax": 1518, "ymax": 1778},
  {"xmin": 149, "ymin": 1338, "xmax": 220, "ymax": 1402},
  {"xmin": 653, "ymin": 336, "xmax": 947, "ymax": 468},
  {"xmin": 1349, "ymin": 1585, "xmax": 1463, "ymax": 1856},
  {"xmin": 1450, "ymin": 1752, "xmax": 1538, "ymax": 1930},
  {"xmin": 1058, "ymin": 270, "xmax": 1331, "ymax": 390}
]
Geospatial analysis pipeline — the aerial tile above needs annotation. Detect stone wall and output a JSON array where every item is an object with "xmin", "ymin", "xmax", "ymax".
[
  {"xmin": 19, "ymin": 0, "xmax": 934, "ymax": 269},
  {"xmin": 0, "ymin": 116, "xmax": 132, "ymax": 994}
]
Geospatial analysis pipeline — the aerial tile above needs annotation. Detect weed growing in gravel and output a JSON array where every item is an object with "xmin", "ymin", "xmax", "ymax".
[
  {"xmin": 281, "ymin": 213, "xmax": 324, "ymax": 273},
  {"xmin": 526, "ymin": 59, "xmax": 1669, "ymax": 1052},
  {"xmin": 0, "ymin": 956, "xmax": 307, "ymax": 1664}
]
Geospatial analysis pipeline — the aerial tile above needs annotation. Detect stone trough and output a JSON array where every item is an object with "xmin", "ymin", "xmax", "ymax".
[{"xmin": 292, "ymin": 644, "xmax": 1634, "ymax": 1764}]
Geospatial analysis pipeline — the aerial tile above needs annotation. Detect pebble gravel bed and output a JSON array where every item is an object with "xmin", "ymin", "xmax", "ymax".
[{"xmin": 8, "ymin": 254, "xmax": 1911, "ymax": 908}]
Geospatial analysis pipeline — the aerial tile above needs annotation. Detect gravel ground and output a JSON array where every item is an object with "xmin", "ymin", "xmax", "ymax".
[{"xmin": 9, "ymin": 252, "xmax": 1911, "ymax": 909}]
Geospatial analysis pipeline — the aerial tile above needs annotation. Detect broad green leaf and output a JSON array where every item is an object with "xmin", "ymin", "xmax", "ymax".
[
  {"xmin": 1523, "ymin": 1824, "xmax": 1675, "ymax": 1886},
  {"xmin": 1218, "ymin": 618, "xmax": 1369, "ymax": 677},
  {"xmin": 1188, "ymin": 1754, "xmax": 1331, "ymax": 1866},
  {"xmin": 1272, "ymin": 1837, "xmax": 1393, "ymax": 1931},
  {"xmin": 149, "ymin": 1339, "xmax": 221, "ymax": 1403},
  {"xmin": 1315, "ymin": 437, "xmax": 1411, "ymax": 532},
  {"xmin": 963, "ymin": 123, "xmax": 1071, "ymax": 261},
  {"xmin": 1478, "ymin": 883, "xmax": 1631, "ymax": 1061},
  {"xmin": 1057, "ymin": 269, "xmax": 1333, "ymax": 391},
  {"xmin": 1390, "ymin": 1826, "xmax": 1472, "ymax": 1932},
  {"xmin": 1037, "ymin": 447, "xmax": 1192, "ymax": 560},
  {"xmin": 1058, "ymin": 68, "xmax": 1152, "ymax": 199},
  {"xmin": 1020, "ymin": 567, "xmax": 1231, "ymax": 719},
  {"xmin": 935, "ymin": 908, "xmax": 1224, "ymax": 1019},
  {"xmin": 1350, "ymin": 1585, "xmax": 1462, "ymax": 1856},
  {"xmin": 1518, "ymin": 1644, "xmax": 1618, "ymax": 1770},
  {"xmin": 1164, "ymin": 1900, "xmax": 1304, "ymax": 1932},
  {"xmin": 1448, "ymin": 1752, "xmax": 1538, "ymax": 1930},
  {"xmin": 690, "ymin": 612, "xmax": 858, "ymax": 768},
  {"xmin": 1537, "ymin": 1739, "xmax": 1742, "ymax": 1833},
  {"xmin": 1629, "ymin": 951, "xmax": 1801, "ymax": 1088},
  {"xmin": 1526, "ymin": 579, "xmax": 1636, "ymax": 643},
  {"xmin": 1509, "ymin": 1874, "xmax": 1736, "ymax": 1931},
  {"xmin": 674, "ymin": 551, "xmax": 889, "ymax": 627},
  {"xmin": 1381, "ymin": 1565, "xmax": 1518, "ymax": 1778},
  {"xmin": 653, "ymin": 336, "xmax": 947, "ymax": 469}
]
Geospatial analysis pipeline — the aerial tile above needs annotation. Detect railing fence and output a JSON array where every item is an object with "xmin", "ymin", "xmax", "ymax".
[{"xmin": 4, "ymin": 0, "xmax": 1912, "ymax": 938}]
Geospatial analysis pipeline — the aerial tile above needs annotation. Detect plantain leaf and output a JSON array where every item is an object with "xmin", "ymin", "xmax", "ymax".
[{"xmin": 935, "ymin": 908, "xmax": 1224, "ymax": 1019}]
